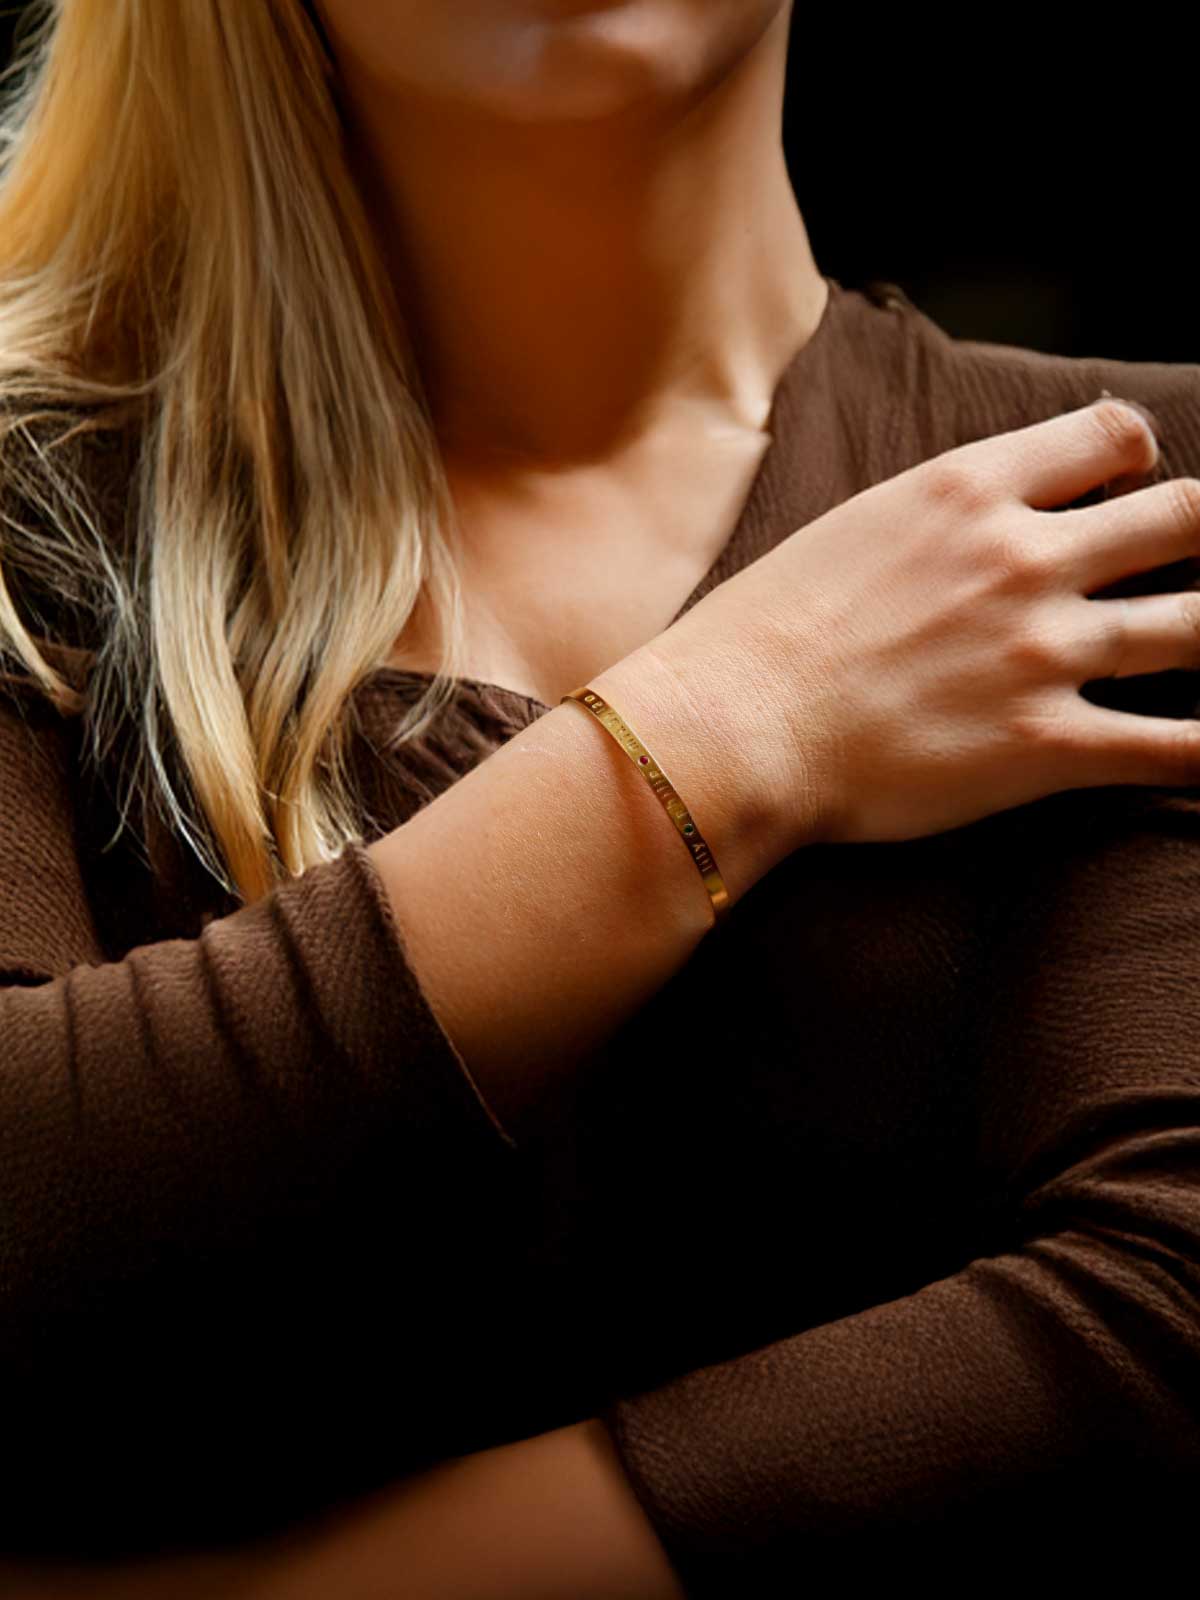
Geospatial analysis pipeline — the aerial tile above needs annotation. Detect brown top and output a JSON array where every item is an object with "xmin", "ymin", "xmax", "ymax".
[{"xmin": 3, "ymin": 276, "xmax": 1200, "ymax": 1585}]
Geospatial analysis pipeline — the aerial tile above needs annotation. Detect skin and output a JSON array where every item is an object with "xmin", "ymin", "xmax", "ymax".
[
  {"xmin": 10, "ymin": 11, "xmax": 1192, "ymax": 1600},
  {"xmin": 0, "ymin": 1420, "xmax": 686, "ymax": 1599},
  {"xmin": 315, "ymin": 0, "xmax": 828, "ymax": 702},
  {"xmin": 0, "ymin": 3, "xmax": 817, "ymax": 1594},
  {"xmin": 306, "ymin": 1, "xmax": 811, "ymax": 1593},
  {"xmin": 314, "ymin": 0, "xmax": 820, "ymax": 464}
]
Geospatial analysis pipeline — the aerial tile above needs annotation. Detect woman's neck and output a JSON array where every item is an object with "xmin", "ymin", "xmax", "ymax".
[{"xmin": 321, "ymin": 2, "xmax": 823, "ymax": 469}]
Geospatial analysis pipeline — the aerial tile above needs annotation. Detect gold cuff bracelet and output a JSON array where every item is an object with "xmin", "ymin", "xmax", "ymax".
[{"xmin": 560, "ymin": 684, "xmax": 730, "ymax": 927}]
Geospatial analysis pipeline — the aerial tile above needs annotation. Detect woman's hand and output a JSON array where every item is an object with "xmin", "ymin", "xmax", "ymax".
[{"xmin": 644, "ymin": 397, "xmax": 1200, "ymax": 858}]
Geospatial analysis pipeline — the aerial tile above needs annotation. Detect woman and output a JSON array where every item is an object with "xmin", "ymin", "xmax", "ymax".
[{"xmin": 1, "ymin": 1, "xmax": 1199, "ymax": 1595}]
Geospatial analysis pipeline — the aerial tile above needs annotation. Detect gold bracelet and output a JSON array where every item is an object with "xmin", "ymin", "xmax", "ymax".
[{"xmin": 560, "ymin": 684, "xmax": 730, "ymax": 926}]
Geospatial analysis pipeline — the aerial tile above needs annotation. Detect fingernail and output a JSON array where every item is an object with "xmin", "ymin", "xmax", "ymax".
[{"xmin": 1093, "ymin": 389, "xmax": 1165, "ymax": 448}]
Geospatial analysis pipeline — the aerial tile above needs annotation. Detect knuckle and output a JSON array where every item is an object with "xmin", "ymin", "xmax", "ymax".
[
  {"xmin": 1167, "ymin": 716, "xmax": 1200, "ymax": 780},
  {"xmin": 982, "ymin": 524, "xmax": 1050, "ymax": 590},
  {"xmin": 1003, "ymin": 617, "xmax": 1069, "ymax": 678},
  {"xmin": 1003, "ymin": 695, "xmax": 1064, "ymax": 749},
  {"xmin": 1129, "ymin": 714, "xmax": 1200, "ymax": 786},
  {"xmin": 921, "ymin": 457, "xmax": 994, "ymax": 517},
  {"xmin": 1180, "ymin": 589, "xmax": 1200, "ymax": 650},
  {"xmin": 1091, "ymin": 397, "xmax": 1156, "ymax": 461},
  {"xmin": 1166, "ymin": 476, "xmax": 1200, "ymax": 535},
  {"xmin": 1094, "ymin": 597, "xmax": 1131, "ymax": 677}
]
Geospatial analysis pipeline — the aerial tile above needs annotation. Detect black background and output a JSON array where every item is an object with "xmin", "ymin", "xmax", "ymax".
[{"xmin": 1, "ymin": 3, "xmax": 1193, "ymax": 364}]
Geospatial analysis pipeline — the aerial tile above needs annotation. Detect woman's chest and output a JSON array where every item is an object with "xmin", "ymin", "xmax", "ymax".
[{"xmin": 385, "ymin": 425, "xmax": 774, "ymax": 707}]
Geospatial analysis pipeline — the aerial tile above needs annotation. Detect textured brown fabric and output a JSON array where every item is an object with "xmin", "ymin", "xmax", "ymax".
[{"xmin": 2, "ymin": 277, "xmax": 1199, "ymax": 1583}]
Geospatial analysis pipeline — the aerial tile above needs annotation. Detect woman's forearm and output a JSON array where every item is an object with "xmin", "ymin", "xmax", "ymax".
[
  {"xmin": 0, "ymin": 1420, "xmax": 686, "ymax": 1600},
  {"xmin": 366, "ymin": 641, "xmax": 785, "ymax": 1141},
  {"xmin": 254, "ymin": 1419, "xmax": 686, "ymax": 1600}
]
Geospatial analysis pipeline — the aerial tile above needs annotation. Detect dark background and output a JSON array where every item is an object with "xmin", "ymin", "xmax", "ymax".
[{"xmin": 0, "ymin": 5, "xmax": 1194, "ymax": 362}]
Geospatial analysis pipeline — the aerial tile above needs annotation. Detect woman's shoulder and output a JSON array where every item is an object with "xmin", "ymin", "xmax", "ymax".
[{"xmin": 872, "ymin": 279, "xmax": 1200, "ymax": 467}]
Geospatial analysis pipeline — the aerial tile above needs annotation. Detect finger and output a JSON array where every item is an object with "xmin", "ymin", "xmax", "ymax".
[
  {"xmin": 1070, "ymin": 590, "xmax": 1200, "ymax": 681},
  {"xmin": 965, "ymin": 396, "xmax": 1161, "ymax": 511},
  {"xmin": 1045, "ymin": 476, "xmax": 1200, "ymax": 595},
  {"xmin": 1063, "ymin": 695, "xmax": 1200, "ymax": 791}
]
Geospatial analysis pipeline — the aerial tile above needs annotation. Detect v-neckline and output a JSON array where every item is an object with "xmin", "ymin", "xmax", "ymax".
[{"xmin": 364, "ymin": 273, "xmax": 845, "ymax": 716}]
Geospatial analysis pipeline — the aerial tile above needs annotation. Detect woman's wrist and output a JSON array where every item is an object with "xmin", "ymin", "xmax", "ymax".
[
  {"xmin": 594, "ymin": 628, "xmax": 810, "ymax": 895},
  {"xmin": 363, "ymin": 627, "xmax": 796, "ymax": 1146}
]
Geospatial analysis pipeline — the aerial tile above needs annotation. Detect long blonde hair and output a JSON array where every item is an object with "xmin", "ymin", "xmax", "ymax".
[{"xmin": 0, "ymin": 0, "xmax": 469, "ymax": 905}]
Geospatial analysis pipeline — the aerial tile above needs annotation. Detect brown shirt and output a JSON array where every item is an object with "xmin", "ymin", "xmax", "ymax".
[{"xmin": 3, "ymin": 275, "xmax": 1200, "ymax": 1586}]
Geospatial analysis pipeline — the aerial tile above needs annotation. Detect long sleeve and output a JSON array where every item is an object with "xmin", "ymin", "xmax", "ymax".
[
  {"xmin": 601, "ymin": 775, "xmax": 1200, "ymax": 1590},
  {"xmin": 0, "ymin": 688, "xmax": 517, "ymax": 1346}
]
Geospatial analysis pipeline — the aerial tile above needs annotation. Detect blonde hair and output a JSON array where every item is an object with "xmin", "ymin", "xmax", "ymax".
[{"xmin": 0, "ymin": 0, "xmax": 469, "ymax": 905}]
